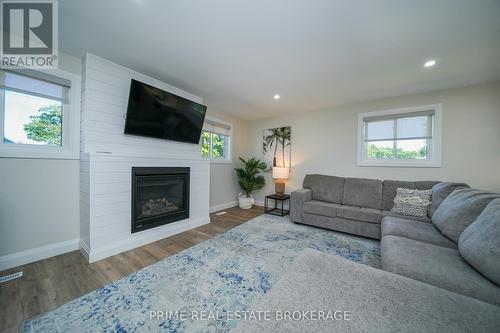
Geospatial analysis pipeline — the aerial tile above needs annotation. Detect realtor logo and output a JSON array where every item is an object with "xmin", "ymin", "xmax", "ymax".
[{"xmin": 1, "ymin": 0, "xmax": 58, "ymax": 68}]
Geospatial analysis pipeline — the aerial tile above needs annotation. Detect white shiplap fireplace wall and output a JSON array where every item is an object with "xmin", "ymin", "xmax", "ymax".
[{"xmin": 80, "ymin": 53, "xmax": 210, "ymax": 262}]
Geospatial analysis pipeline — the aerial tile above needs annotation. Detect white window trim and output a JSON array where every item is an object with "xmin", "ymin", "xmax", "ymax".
[
  {"xmin": 201, "ymin": 115, "xmax": 233, "ymax": 164},
  {"xmin": 0, "ymin": 68, "xmax": 81, "ymax": 160},
  {"xmin": 357, "ymin": 104, "xmax": 442, "ymax": 168}
]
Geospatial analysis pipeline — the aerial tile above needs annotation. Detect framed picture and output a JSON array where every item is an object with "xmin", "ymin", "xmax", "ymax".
[{"xmin": 262, "ymin": 126, "xmax": 291, "ymax": 172}]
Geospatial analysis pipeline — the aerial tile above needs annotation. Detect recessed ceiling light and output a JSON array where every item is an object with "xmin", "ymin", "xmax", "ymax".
[
  {"xmin": 273, "ymin": 94, "xmax": 280, "ymax": 100},
  {"xmin": 424, "ymin": 60, "xmax": 436, "ymax": 68}
]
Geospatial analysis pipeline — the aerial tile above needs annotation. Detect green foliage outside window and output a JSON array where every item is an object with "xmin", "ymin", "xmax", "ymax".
[
  {"xmin": 212, "ymin": 134, "xmax": 225, "ymax": 158},
  {"xmin": 396, "ymin": 146, "xmax": 427, "ymax": 159},
  {"xmin": 201, "ymin": 131, "xmax": 227, "ymax": 159},
  {"xmin": 367, "ymin": 143, "xmax": 427, "ymax": 160},
  {"xmin": 367, "ymin": 144, "xmax": 394, "ymax": 159},
  {"xmin": 201, "ymin": 131, "xmax": 210, "ymax": 157},
  {"xmin": 23, "ymin": 104, "xmax": 62, "ymax": 145}
]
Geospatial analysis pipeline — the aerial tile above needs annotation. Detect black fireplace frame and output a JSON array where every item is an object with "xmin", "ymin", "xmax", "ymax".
[{"xmin": 131, "ymin": 167, "xmax": 190, "ymax": 233}]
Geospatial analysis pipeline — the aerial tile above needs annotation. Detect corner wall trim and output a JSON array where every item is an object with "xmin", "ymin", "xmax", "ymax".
[
  {"xmin": 0, "ymin": 238, "xmax": 79, "ymax": 271},
  {"xmin": 79, "ymin": 239, "xmax": 90, "ymax": 261},
  {"xmin": 209, "ymin": 201, "xmax": 238, "ymax": 213}
]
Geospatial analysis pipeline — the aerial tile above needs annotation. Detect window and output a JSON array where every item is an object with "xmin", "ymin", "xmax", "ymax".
[
  {"xmin": 357, "ymin": 104, "xmax": 442, "ymax": 167},
  {"xmin": 0, "ymin": 69, "xmax": 80, "ymax": 159},
  {"xmin": 200, "ymin": 117, "xmax": 232, "ymax": 162}
]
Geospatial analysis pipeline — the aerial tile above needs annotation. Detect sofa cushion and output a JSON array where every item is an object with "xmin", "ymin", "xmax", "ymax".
[
  {"xmin": 459, "ymin": 198, "xmax": 500, "ymax": 286},
  {"xmin": 303, "ymin": 174, "xmax": 345, "ymax": 204},
  {"xmin": 383, "ymin": 210, "xmax": 431, "ymax": 223},
  {"xmin": 382, "ymin": 180, "xmax": 416, "ymax": 210},
  {"xmin": 432, "ymin": 188, "xmax": 499, "ymax": 243},
  {"xmin": 381, "ymin": 235, "xmax": 500, "ymax": 306},
  {"xmin": 429, "ymin": 182, "xmax": 469, "ymax": 217},
  {"xmin": 302, "ymin": 200, "xmax": 340, "ymax": 217},
  {"xmin": 337, "ymin": 205, "xmax": 382, "ymax": 224},
  {"xmin": 234, "ymin": 249, "xmax": 500, "ymax": 333},
  {"xmin": 391, "ymin": 188, "xmax": 432, "ymax": 219},
  {"xmin": 382, "ymin": 216, "xmax": 456, "ymax": 249},
  {"xmin": 302, "ymin": 213, "xmax": 381, "ymax": 239},
  {"xmin": 342, "ymin": 177, "xmax": 382, "ymax": 210}
]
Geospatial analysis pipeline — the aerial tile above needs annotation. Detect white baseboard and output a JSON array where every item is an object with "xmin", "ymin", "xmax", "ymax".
[
  {"xmin": 254, "ymin": 200, "xmax": 265, "ymax": 207},
  {"xmin": 0, "ymin": 238, "xmax": 79, "ymax": 271},
  {"xmin": 87, "ymin": 216, "xmax": 210, "ymax": 263},
  {"xmin": 209, "ymin": 201, "xmax": 237, "ymax": 213},
  {"xmin": 0, "ymin": 217, "xmax": 211, "ymax": 270}
]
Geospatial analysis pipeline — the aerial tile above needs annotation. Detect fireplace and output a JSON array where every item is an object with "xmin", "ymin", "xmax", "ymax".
[{"xmin": 131, "ymin": 167, "xmax": 189, "ymax": 233}]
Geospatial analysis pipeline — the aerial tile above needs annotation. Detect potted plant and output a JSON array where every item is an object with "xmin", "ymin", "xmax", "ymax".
[{"xmin": 234, "ymin": 157, "xmax": 267, "ymax": 209}]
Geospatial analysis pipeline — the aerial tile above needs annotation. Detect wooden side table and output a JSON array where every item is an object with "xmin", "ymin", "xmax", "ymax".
[{"xmin": 265, "ymin": 193, "xmax": 290, "ymax": 217}]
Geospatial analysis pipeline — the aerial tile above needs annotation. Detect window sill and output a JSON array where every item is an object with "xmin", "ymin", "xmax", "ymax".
[
  {"xmin": 209, "ymin": 159, "xmax": 232, "ymax": 164},
  {"xmin": 201, "ymin": 157, "xmax": 232, "ymax": 164},
  {"xmin": 0, "ymin": 146, "xmax": 79, "ymax": 160}
]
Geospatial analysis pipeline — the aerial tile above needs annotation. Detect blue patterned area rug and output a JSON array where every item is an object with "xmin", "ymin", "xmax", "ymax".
[{"xmin": 24, "ymin": 215, "xmax": 380, "ymax": 333}]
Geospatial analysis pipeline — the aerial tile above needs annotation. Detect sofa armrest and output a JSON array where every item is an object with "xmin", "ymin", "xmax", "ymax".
[{"xmin": 290, "ymin": 189, "xmax": 312, "ymax": 223}]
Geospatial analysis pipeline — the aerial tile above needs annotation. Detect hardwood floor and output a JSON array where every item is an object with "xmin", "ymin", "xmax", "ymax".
[{"xmin": 0, "ymin": 206, "xmax": 263, "ymax": 333}]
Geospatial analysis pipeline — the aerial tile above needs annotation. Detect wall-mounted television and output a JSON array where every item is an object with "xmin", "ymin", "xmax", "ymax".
[{"xmin": 124, "ymin": 79, "xmax": 207, "ymax": 144}]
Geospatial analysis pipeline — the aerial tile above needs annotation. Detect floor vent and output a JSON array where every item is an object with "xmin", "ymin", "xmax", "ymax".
[
  {"xmin": 215, "ymin": 211, "xmax": 227, "ymax": 216},
  {"xmin": 0, "ymin": 271, "xmax": 23, "ymax": 283}
]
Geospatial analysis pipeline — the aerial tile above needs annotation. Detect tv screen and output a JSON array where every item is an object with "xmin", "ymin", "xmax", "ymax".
[{"xmin": 124, "ymin": 79, "xmax": 207, "ymax": 144}]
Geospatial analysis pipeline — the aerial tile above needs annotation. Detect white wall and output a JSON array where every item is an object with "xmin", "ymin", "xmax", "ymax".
[
  {"xmin": 80, "ymin": 54, "xmax": 210, "ymax": 262},
  {"xmin": 0, "ymin": 159, "xmax": 79, "ymax": 255},
  {"xmin": 246, "ymin": 82, "xmax": 500, "ymax": 204},
  {"xmin": 0, "ymin": 52, "xmax": 82, "ymax": 269},
  {"xmin": 205, "ymin": 109, "xmax": 248, "ymax": 211}
]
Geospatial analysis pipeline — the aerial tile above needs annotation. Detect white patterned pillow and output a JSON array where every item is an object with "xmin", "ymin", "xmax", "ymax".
[{"xmin": 391, "ymin": 188, "xmax": 432, "ymax": 219}]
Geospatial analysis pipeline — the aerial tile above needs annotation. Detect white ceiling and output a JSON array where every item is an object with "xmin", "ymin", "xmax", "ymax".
[{"xmin": 59, "ymin": 0, "xmax": 500, "ymax": 119}]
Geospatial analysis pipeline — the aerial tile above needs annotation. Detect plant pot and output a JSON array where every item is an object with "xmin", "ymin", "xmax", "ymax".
[{"xmin": 238, "ymin": 193, "xmax": 254, "ymax": 209}]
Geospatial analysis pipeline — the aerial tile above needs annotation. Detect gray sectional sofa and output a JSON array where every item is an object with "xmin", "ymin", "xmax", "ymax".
[{"xmin": 290, "ymin": 174, "xmax": 500, "ymax": 307}]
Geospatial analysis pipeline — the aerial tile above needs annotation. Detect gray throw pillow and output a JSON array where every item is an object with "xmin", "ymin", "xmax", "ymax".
[
  {"xmin": 459, "ymin": 198, "xmax": 500, "ymax": 286},
  {"xmin": 432, "ymin": 188, "xmax": 499, "ymax": 243},
  {"xmin": 429, "ymin": 182, "xmax": 469, "ymax": 217},
  {"xmin": 391, "ymin": 188, "xmax": 432, "ymax": 219}
]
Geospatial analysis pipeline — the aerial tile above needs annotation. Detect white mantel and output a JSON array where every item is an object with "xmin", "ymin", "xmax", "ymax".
[{"xmin": 80, "ymin": 54, "xmax": 209, "ymax": 262}]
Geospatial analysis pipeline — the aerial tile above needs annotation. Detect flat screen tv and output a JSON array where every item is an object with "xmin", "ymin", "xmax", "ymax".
[{"xmin": 124, "ymin": 79, "xmax": 207, "ymax": 144}]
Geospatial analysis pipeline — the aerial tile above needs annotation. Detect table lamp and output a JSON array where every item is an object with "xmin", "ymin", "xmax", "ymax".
[{"xmin": 272, "ymin": 167, "xmax": 289, "ymax": 195}]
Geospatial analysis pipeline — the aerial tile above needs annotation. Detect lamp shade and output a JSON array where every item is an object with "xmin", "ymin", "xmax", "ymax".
[{"xmin": 272, "ymin": 167, "xmax": 289, "ymax": 180}]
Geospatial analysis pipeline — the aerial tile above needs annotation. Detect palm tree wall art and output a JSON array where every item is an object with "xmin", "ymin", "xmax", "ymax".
[{"xmin": 262, "ymin": 126, "xmax": 291, "ymax": 172}]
